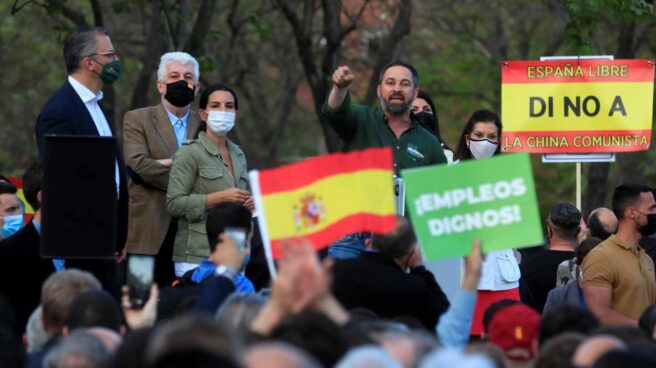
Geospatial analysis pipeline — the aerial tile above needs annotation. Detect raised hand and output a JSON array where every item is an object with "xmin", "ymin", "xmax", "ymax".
[{"xmin": 332, "ymin": 65, "xmax": 354, "ymax": 89}]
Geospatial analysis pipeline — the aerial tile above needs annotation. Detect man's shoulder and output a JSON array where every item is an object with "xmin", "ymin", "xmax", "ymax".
[
  {"xmin": 589, "ymin": 238, "xmax": 616, "ymax": 256},
  {"xmin": 333, "ymin": 253, "xmax": 387, "ymax": 275},
  {"xmin": 415, "ymin": 123, "xmax": 440, "ymax": 142},
  {"xmin": 582, "ymin": 241, "xmax": 614, "ymax": 267},
  {"xmin": 124, "ymin": 104, "xmax": 162, "ymax": 120},
  {"xmin": 39, "ymin": 82, "xmax": 76, "ymax": 112},
  {"xmin": 0, "ymin": 222, "xmax": 39, "ymax": 258}
]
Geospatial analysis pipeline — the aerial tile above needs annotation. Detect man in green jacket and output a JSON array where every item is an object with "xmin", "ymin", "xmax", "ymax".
[
  {"xmin": 321, "ymin": 60, "xmax": 446, "ymax": 173},
  {"xmin": 321, "ymin": 60, "xmax": 446, "ymax": 259}
]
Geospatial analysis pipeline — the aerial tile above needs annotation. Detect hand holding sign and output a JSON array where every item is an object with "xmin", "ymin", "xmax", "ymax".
[{"xmin": 462, "ymin": 239, "xmax": 484, "ymax": 292}]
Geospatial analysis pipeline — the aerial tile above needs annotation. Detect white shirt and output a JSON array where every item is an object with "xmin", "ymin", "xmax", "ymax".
[
  {"xmin": 68, "ymin": 76, "xmax": 120, "ymax": 196},
  {"xmin": 476, "ymin": 249, "xmax": 521, "ymax": 291}
]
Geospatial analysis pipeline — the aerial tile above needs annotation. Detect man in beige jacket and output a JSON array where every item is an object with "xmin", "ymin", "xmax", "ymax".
[{"xmin": 123, "ymin": 52, "xmax": 202, "ymax": 286}]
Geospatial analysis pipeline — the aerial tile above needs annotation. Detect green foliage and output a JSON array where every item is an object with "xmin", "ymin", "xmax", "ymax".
[
  {"xmin": 197, "ymin": 56, "xmax": 216, "ymax": 75},
  {"xmin": 248, "ymin": 14, "xmax": 274, "ymax": 43},
  {"xmin": 564, "ymin": 0, "xmax": 654, "ymax": 47}
]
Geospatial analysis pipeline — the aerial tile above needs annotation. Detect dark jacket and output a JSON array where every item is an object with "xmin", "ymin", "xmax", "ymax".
[
  {"xmin": 35, "ymin": 80, "xmax": 128, "ymax": 252},
  {"xmin": 331, "ymin": 251, "xmax": 450, "ymax": 331},
  {"xmin": 0, "ymin": 221, "xmax": 55, "ymax": 336}
]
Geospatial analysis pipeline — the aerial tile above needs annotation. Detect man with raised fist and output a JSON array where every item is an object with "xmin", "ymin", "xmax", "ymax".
[
  {"xmin": 322, "ymin": 60, "xmax": 446, "ymax": 173},
  {"xmin": 321, "ymin": 61, "xmax": 446, "ymax": 259}
]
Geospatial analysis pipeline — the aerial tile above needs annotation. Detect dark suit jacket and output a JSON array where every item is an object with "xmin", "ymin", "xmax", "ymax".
[
  {"xmin": 331, "ymin": 251, "xmax": 450, "ymax": 331},
  {"xmin": 35, "ymin": 80, "xmax": 128, "ymax": 251},
  {"xmin": 0, "ymin": 221, "xmax": 55, "ymax": 336}
]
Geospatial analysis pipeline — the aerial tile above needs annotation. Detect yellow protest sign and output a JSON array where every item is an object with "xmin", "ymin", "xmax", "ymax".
[{"xmin": 501, "ymin": 59, "xmax": 654, "ymax": 153}]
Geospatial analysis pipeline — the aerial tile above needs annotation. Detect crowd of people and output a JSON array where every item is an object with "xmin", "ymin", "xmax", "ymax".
[{"xmin": 1, "ymin": 25, "xmax": 656, "ymax": 368}]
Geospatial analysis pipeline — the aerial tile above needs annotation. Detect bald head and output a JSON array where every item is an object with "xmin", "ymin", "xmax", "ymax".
[
  {"xmin": 588, "ymin": 208, "xmax": 618, "ymax": 240},
  {"xmin": 244, "ymin": 342, "xmax": 321, "ymax": 368},
  {"xmin": 571, "ymin": 335, "xmax": 624, "ymax": 367}
]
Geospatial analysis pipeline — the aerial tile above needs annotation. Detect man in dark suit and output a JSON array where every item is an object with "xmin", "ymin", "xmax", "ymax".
[
  {"xmin": 0, "ymin": 161, "xmax": 56, "ymax": 337},
  {"xmin": 35, "ymin": 25, "xmax": 127, "ymax": 292},
  {"xmin": 331, "ymin": 218, "xmax": 450, "ymax": 331},
  {"xmin": 123, "ymin": 52, "xmax": 202, "ymax": 286}
]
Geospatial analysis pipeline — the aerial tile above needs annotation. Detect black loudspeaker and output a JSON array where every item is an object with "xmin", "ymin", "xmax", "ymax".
[{"xmin": 41, "ymin": 135, "xmax": 117, "ymax": 258}]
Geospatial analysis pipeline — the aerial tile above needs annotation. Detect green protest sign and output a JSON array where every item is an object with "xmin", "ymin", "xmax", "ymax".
[{"xmin": 402, "ymin": 153, "xmax": 543, "ymax": 260}]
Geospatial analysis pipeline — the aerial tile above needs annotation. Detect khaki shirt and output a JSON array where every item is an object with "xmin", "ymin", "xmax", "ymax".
[
  {"xmin": 581, "ymin": 234, "xmax": 656, "ymax": 320},
  {"xmin": 167, "ymin": 131, "xmax": 249, "ymax": 263}
]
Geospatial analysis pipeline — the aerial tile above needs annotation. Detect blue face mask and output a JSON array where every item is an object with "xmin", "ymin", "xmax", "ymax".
[{"xmin": 1, "ymin": 214, "xmax": 24, "ymax": 239}]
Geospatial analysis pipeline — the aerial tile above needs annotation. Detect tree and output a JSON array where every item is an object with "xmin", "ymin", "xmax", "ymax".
[
  {"xmin": 564, "ymin": 0, "xmax": 656, "ymax": 214},
  {"xmin": 273, "ymin": 0, "xmax": 413, "ymax": 152}
]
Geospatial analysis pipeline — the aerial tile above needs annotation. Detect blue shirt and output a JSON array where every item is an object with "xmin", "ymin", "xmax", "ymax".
[
  {"xmin": 436, "ymin": 289, "xmax": 477, "ymax": 348},
  {"xmin": 32, "ymin": 220, "xmax": 65, "ymax": 272},
  {"xmin": 164, "ymin": 108, "xmax": 190, "ymax": 148},
  {"xmin": 191, "ymin": 258, "xmax": 254, "ymax": 293}
]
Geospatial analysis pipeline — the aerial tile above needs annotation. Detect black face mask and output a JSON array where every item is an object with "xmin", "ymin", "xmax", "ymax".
[
  {"xmin": 414, "ymin": 112, "xmax": 437, "ymax": 135},
  {"xmin": 165, "ymin": 80, "xmax": 195, "ymax": 107},
  {"xmin": 638, "ymin": 213, "xmax": 656, "ymax": 237}
]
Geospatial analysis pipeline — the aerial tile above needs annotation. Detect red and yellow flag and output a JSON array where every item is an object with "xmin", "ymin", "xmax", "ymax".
[
  {"xmin": 7, "ymin": 177, "xmax": 35, "ymax": 221},
  {"xmin": 501, "ymin": 59, "xmax": 654, "ymax": 153},
  {"xmin": 250, "ymin": 147, "xmax": 397, "ymax": 259}
]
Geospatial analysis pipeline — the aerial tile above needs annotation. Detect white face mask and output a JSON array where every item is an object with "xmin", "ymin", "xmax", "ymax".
[
  {"xmin": 468, "ymin": 139, "xmax": 498, "ymax": 159},
  {"xmin": 206, "ymin": 111, "xmax": 236, "ymax": 136}
]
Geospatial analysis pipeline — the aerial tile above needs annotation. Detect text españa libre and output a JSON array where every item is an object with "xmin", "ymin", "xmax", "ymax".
[
  {"xmin": 414, "ymin": 178, "xmax": 527, "ymax": 216},
  {"xmin": 526, "ymin": 63, "xmax": 628, "ymax": 79}
]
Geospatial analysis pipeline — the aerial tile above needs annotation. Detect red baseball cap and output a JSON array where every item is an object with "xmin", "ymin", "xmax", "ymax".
[{"xmin": 488, "ymin": 303, "xmax": 541, "ymax": 360}]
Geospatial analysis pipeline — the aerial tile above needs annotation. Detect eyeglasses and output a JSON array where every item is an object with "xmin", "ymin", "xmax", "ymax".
[{"xmin": 88, "ymin": 51, "xmax": 119, "ymax": 59}]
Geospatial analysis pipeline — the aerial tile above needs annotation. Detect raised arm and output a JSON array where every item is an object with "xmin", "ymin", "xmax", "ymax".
[
  {"xmin": 327, "ymin": 65, "xmax": 354, "ymax": 109},
  {"xmin": 436, "ymin": 239, "xmax": 483, "ymax": 348}
]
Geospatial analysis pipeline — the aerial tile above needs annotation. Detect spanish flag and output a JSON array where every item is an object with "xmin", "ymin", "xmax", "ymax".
[
  {"xmin": 250, "ymin": 147, "xmax": 397, "ymax": 261},
  {"xmin": 6, "ymin": 177, "xmax": 35, "ymax": 221}
]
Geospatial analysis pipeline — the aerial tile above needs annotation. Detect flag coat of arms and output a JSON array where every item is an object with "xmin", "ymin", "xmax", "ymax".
[{"xmin": 249, "ymin": 147, "xmax": 397, "ymax": 262}]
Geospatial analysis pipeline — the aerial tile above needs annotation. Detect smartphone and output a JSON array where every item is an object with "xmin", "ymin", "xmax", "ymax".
[
  {"xmin": 224, "ymin": 227, "xmax": 247, "ymax": 250},
  {"xmin": 127, "ymin": 255, "xmax": 155, "ymax": 309}
]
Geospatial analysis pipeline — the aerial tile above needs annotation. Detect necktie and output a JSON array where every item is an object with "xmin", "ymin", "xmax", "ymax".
[{"xmin": 175, "ymin": 120, "xmax": 184, "ymax": 147}]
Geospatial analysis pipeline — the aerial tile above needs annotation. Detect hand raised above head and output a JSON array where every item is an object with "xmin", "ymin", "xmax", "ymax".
[{"xmin": 332, "ymin": 65, "xmax": 354, "ymax": 89}]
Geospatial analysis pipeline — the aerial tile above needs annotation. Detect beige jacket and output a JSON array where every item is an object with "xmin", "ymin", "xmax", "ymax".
[{"xmin": 123, "ymin": 104, "xmax": 201, "ymax": 254}]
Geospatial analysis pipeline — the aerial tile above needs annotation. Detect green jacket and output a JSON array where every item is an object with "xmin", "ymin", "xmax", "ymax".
[
  {"xmin": 167, "ymin": 131, "xmax": 249, "ymax": 263},
  {"xmin": 321, "ymin": 92, "xmax": 447, "ymax": 174}
]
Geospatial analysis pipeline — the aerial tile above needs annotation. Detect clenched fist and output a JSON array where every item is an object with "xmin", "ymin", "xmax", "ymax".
[{"xmin": 332, "ymin": 65, "xmax": 354, "ymax": 89}]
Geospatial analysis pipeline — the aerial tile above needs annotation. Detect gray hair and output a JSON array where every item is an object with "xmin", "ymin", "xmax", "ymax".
[
  {"xmin": 43, "ymin": 330, "xmax": 111, "ymax": 368},
  {"xmin": 157, "ymin": 52, "xmax": 200, "ymax": 83},
  {"xmin": 63, "ymin": 25, "xmax": 109, "ymax": 74},
  {"xmin": 25, "ymin": 306, "xmax": 50, "ymax": 353}
]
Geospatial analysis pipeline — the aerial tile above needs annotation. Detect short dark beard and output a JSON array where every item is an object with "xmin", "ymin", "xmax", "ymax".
[{"xmin": 380, "ymin": 96, "xmax": 412, "ymax": 116}]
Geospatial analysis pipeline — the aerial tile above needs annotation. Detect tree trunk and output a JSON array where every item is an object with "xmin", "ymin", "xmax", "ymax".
[
  {"xmin": 362, "ymin": 0, "xmax": 412, "ymax": 106},
  {"xmin": 129, "ymin": 1, "xmax": 167, "ymax": 111},
  {"xmin": 583, "ymin": 162, "xmax": 611, "ymax": 216}
]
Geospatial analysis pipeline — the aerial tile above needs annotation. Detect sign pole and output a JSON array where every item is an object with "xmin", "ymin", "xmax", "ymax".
[{"xmin": 576, "ymin": 162, "xmax": 582, "ymax": 210}]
